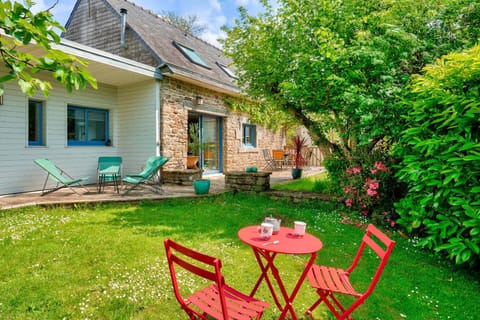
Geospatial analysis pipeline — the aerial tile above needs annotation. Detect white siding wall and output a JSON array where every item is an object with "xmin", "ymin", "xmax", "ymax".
[
  {"xmin": 117, "ymin": 80, "xmax": 159, "ymax": 175},
  {"xmin": 0, "ymin": 75, "xmax": 158, "ymax": 195}
]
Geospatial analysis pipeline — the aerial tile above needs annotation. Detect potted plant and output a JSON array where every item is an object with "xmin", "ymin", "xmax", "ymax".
[
  {"xmin": 291, "ymin": 135, "xmax": 307, "ymax": 179},
  {"xmin": 193, "ymin": 178, "xmax": 210, "ymax": 195},
  {"xmin": 187, "ymin": 123, "xmax": 200, "ymax": 169}
]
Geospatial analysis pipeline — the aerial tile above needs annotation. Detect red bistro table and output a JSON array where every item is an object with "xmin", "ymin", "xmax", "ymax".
[{"xmin": 238, "ymin": 226, "xmax": 323, "ymax": 319}]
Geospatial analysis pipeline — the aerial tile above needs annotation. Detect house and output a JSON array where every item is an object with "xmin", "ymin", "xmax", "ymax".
[
  {"xmin": 62, "ymin": 0, "xmax": 286, "ymax": 175},
  {"xmin": 0, "ymin": 0, "xmax": 288, "ymax": 195},
  {"xmin": 0, "ymin": 39, "xmax": 163, "ymax": 194}
]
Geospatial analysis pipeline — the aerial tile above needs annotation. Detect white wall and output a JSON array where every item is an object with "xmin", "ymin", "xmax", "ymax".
[
  {"xmin": 0, "ymin": 75, "xmax": 158, "ymax": 195},
  {"xmin": 117, "ymin": 80, "xmax": 160, "ymax": 175}
]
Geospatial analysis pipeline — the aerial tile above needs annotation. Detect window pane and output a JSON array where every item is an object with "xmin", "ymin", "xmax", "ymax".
[
  {"xmin": 68, "ymin": 108, "xmax": 86, "ymax": 142},
  {"xmin": 243, "ymin": 124, "xmax": 256, "ymax": 147},
  {"xmin": 175, "ymin": 42, "xmax": 210, "ymax": 68},
  {"xmin": 87, "ymin": 111, "xmax": 106, "ymax": 142},
  {"xmin": 28, "ymin": 100, "xmax": 43, "ymax": 146},
  {"xmin": 67, "ymin": 106, "xmax": 108, "ymax": 146}
]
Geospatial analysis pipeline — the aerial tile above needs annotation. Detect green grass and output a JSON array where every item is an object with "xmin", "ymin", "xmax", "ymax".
[
  {"xmin": 272, "ymin": 172, "xmax": 337, "ymax": 194},
  {"xmin": 0, "ymin": 193, "xmax": 478, "ymax": 319}
]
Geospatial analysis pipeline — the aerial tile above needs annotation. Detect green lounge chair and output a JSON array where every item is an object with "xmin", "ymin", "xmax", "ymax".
[
  {"xmin": 97, "ymin": 156, "xmax": 123, "ymax": 193},
  {"xmin": 34, "ymin": 159, "xmax": 89, "ymax": 196},
  {"xmin": 122, "ymin": 156, "xmax": 169, "ymax": 195}
]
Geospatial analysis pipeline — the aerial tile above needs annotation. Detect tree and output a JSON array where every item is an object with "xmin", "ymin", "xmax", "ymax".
[
  {"xmin": 221, "ymin": 0, "xmax": 480, "ymax": 160},
  {"xmin": 0, "ymin": 0, "xmax": 97, "ymax": 97},
  {"xmin": 161, "ymin": 10, "xmax": 207, "ymax": 36}
]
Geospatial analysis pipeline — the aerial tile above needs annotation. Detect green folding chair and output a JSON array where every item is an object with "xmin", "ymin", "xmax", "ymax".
[
  {"xmin": 122, "ymin": 156, "xmax": 169, "ymax": 195},
  {"xmin": 97, "ymin": 156, "xmax": 123, "ymax": 193},
  {"xmin": 34, "ymin": 159, "xmax": 89, "ymax": 196}
]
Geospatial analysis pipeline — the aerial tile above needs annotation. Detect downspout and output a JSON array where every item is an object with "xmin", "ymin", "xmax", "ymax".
[
  {"xmin": 156, "ymin": 81, "xmax": 162, "ymax": 157},
  {"xmin": 120, "ymin": 8, "xmax": 128, "ymax": 48}
]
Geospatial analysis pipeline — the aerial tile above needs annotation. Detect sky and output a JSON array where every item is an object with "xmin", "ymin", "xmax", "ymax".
[{"xmin": 32, "ymin": 0, "xmax": 275, "ymax": 48}]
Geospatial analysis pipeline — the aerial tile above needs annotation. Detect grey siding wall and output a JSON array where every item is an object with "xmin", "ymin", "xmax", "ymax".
[{"xmin": 64, "ymin": 0, "xmax": 158, "ymax": 66}]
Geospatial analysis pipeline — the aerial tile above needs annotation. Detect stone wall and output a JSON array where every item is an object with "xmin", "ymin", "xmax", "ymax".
[
  {"xmin": 160, "ymin": 77, "xmax": 285, "ymax": 172},
  {"xmin": 224, "ymin": 171, "xmax": 272, "ymax": 192},
  {"xmin": 162, "ymin": 169, "xmax": 202, "ymax": 186}
]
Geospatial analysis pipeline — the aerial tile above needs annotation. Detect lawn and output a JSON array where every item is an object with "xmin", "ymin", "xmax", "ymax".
[
  {"xmin": 0, "ymin": 192, "xmax": 478, "ymax": 319},
  {"xmin": 272, "ymin": 172, "xmax": 335, "ymax": 194}
]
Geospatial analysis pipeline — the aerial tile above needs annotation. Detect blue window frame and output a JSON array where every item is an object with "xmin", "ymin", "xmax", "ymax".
[
  {"xmin": 67, "ymin": 105, "xmax": 109, "ymax": 146},
  {"xmin": 243, "ymin": 124, "xmax": 256, "ymax": 147},
  {"xmin": 28, "ymin": 100, "xmax": 45, "ymax": 146}
]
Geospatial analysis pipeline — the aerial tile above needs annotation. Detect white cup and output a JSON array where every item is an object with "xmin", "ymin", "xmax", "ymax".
[
  {"xmin": 294, "ymin": 221, "xmax": 306, "ymax": 237},
  {"xmin": 258, "ymin": 222, "xmax": 274, "ymax": 240}
]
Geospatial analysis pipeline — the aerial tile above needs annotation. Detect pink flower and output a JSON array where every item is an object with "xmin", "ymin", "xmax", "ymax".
[
  {"xmin": 345, "ymin": 199, "xmax": 353, "ymax": 207},
  {"xmin": 371, "ymin": 168, "xmax": 378, "ymax": 174},
  {"xmin": 352, "ymin": 167, "xmax": 361, "ymax": 174},
  {"xmin": 375, "ymin": 161, "xmax": 388, "ymax": 172},
  {"xmin": 367, "ymin": 188, "xmax": 378, "ymax": 196},
  {"xmin": 390, "ymin": 220, "xmax": 396, "ymax": 228},
  {"xmin": 344, "ymin": 186, "xmax": 351, "ymax": 194},
  {"xmin": 365, "ymin": 178, "xmax": 379, "ymax": 190}
]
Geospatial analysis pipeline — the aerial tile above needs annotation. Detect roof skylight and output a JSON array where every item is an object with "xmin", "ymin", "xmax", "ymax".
[
  {"xmin": 173, "ymin": 41, "xmax": 210, "ymax": 69},
  {"xmin": 217, "ymin": 62, "xmax": 237, "ymax": 79}
]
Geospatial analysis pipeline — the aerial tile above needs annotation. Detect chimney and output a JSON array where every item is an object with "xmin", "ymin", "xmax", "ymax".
[{"xmin": 120, "ymin": 8, "xmax": 128, "ymax": 48}]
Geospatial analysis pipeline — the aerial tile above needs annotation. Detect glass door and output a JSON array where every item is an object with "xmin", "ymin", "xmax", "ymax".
[
  {"xmin": 188, "ymin": 113, "xmax": 222, "ymax": 173},
  {"xmin": 200, "ymin": 116, "xmax": 222, "ymax": 174}
]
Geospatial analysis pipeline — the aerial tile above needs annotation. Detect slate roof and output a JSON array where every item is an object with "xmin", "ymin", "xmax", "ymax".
[{"xmin": 100, "ymin": 0, "xmax": 239, "ymax": 93}]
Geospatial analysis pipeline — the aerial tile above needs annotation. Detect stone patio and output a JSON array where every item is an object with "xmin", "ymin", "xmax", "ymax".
[{"xmin": 0, "ymin": 167, "xmax": 325, "ymax": 209}]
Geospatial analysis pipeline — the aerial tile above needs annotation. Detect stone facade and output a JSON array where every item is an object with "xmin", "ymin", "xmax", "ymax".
[
  {"xmin": 160, "ymin": 77, "xmax": 286, "ymax": 172},
  {"xmin": 63, "ymin": 0, "xmax": 286, "ymax": 175}
]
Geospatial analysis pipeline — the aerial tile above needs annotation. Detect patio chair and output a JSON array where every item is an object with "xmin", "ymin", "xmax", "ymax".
[
  {"xmin": 262, "ymin": 149, "xmax": 281, "ymax": 170},
  {"xmin": 305, "ymin": 224, "xmax": 395, "ymax": 320},
  {"xmin": 97, "ymin": 156, "xmax": 122, "ymax": 193},
  {"xmin": 34, "ymin": 159, "xmax": 89, "ymax": 196},
  {"xmin": 272, "ymin": 149, "xmax": 285, "ymax": 169},
  {"xmin": 122, "ymin": 156, "xmax": 168, "ymax": 195},
  {"xmin": 164, "ymin": 238, "xmax": 269, "ymax": 320}
]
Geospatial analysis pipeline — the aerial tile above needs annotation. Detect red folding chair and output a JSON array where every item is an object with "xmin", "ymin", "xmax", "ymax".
[
  {"xmin": 305, "ymin": 224, "xmax": 395, "ymax": 320},
  {"xmin": 164, "ymin": 239, "xmax": 269, "ymax": 319}
]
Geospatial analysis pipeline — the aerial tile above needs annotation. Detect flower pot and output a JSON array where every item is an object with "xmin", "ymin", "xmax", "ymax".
[
  {"xmin": 186, "ymin": 156, "xmax": 199, "ymax": 169},
  {"xmin": 291, "ymin": 168, "xmax": 303, "ymax": 179},
  {"xmin": 194, "ymin": 179, "xmax": 210, "ymax": 195}
]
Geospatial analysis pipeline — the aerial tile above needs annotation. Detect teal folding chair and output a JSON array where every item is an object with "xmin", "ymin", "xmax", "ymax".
[
  {"xmin": 34, "ymin": 159, "xmax": 89, "ymax": 196},
  {"xmin": 122, "ymin": 156, "xmax": 169, "ymax": 195},
  {"xmin": 97, "ymin": 156, "xmax": 123, "ymax": 193}
]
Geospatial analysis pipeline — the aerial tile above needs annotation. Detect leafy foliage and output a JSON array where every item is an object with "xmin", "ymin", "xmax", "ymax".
[
  {"xmin": 0, "ymin": 0, "xmax": 97, "ymax": 96},
  {"xmin": 325, "ymin": 151, "xmax": 405, "ymax": 229},
  {"xmin": 292, "ymin": 135, "xmax": 307, "ymax": 169},
  {"xmin": 222, "ymin": 0, "xmax": 480, "ymax": 159},
  {"xmin": 161, "ymin": 10, "xmax": 207, "ymax": 36},
  {"xmin": 394, "ymin": 45, "xmax": 480, "ymax": 267}
]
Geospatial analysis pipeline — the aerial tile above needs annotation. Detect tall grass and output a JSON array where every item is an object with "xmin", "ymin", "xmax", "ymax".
[{"xmin": 0, "ymin": 193, "xmax": 478, "ymax": 319}]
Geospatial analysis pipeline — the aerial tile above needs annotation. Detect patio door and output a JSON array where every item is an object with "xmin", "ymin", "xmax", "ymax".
[{"xmin": 188, "ymin": 114, "xmax": 222, "ymax": 174}]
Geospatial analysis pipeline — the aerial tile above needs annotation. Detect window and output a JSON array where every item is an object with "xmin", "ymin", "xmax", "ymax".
[
  {"xmin": 173, "ymin": 41, "xmax": 210, "ymax": 69},
  {"xmin": 243, "ymin": 124, "xmax": 256, "ymax": 147},
  {"xmin": 217, "ymin": 62, "xmax": 237, "ymax": 79},
  {"xmin": 28, "ymin": 100, "xmax": 45, "ymax": 146},
  {"xmin": 67, "ymin": 105, "xmax": 109, "ymax": 146}
]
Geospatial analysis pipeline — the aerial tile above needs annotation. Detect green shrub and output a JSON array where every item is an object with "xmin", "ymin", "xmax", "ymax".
[
  {"xmin": 394, "ymin": 45, "xmax": 480, "ymax": 267},
  {"xmin": 325, "ymin": 150, "xmax": 404, "ymax": 228}
]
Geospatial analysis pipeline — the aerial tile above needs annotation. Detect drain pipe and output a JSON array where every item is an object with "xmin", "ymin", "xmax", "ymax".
[{"xmin": 120, "ymin": 8, "xmax": 128, "ymax": 48}]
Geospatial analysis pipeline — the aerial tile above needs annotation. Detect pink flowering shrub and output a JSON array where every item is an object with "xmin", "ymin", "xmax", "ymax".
[{"xmin": 338, "ymin": 159, "xmax": 400, "ymax": 229}]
